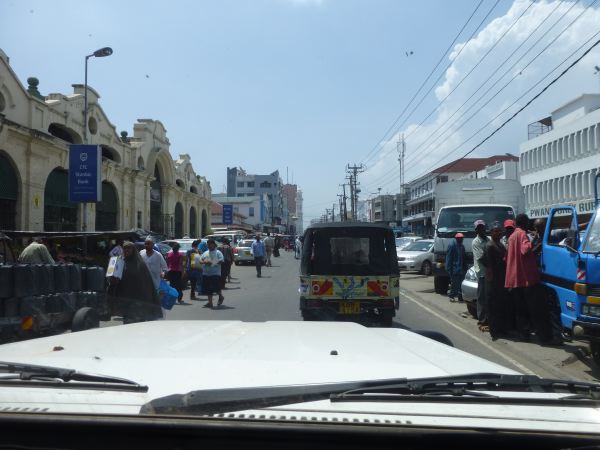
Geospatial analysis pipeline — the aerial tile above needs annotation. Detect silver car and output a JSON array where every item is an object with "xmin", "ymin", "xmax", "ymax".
[
  {"xmin": 395, "ymin": 236, "xmax": 423, "ymax": 252},
  {"xmin": 234, "ymin": 239, "xmax": 256, "ymax": 265},
  {"xmin": 461, "ymin": 266, "xmax": 478, "ymax": 318},
  {"xmin": 397, "ymin": 239, "xmax": 434, "ymax": 275}
]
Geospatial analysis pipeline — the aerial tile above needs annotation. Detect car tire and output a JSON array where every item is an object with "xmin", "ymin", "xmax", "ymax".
[
  {"xmin": 434, "ymin": 276, "xmax": 449, "ymax": 295},
  {"xmin": 302, "ymin": 310, "xmax": 317, "ymax": 321},
  {"xmin": 466, "ymin": 301, "xmax": 477, "ymax": 318},
  {"xmin": 421, "ymin": 261, "xmax": 433, "ymax": 277}
]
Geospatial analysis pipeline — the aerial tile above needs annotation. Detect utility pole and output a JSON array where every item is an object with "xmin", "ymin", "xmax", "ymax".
[
  {"xmin": 340, "ymin": 184, "xmax": 348, "ymax": 221},
  {"xmin": 346, "ymin": 164, "xmax": 365, "ymax": 221},
  {"xmin": 337, "ymin": 194, "xmax": 344, "ymax": 222},
  {"xmin": 397, "ymin": 134, "xmax": 406, "ymax": 229},
  {"xmin": 332, "ymin": 204, "xmax": 336, "ymax": 222}
]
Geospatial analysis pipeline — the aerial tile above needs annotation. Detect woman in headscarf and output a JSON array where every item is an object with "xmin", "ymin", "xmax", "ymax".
[{"xmin": 109, "ymin": 241, "xmax": 162, "ymax": 324}]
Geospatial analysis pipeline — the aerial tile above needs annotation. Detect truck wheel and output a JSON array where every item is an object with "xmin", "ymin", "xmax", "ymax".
[
  {"xmin": 377, "ymin": 313, "xmax": 394, "ymax": 328},
  {"xmin": 466, "ymin": 301, "xmax": 477, "ymax": 318},
  {"xmin": 421, "ymin": 261, "xmax": 433, "ymax": 276},
  {"xmin": 302, "ymin": 311, "xmax": 317, "ymax": 321},
  {"xmin": 235, "ymin": 261, "xmax": 240, "ymax": 266},
  {"xmin": 434, "ymin": 276, "xmax": 449, "ymax": 295},
  {"xmin": 71, "ymin": 307, "xmax": 100, "ymax": 332},
  {"xmin": 591, "ymin": 342, "xmax": 600, "ymax": 366}
]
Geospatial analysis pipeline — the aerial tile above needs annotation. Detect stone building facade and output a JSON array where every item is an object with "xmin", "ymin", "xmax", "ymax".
[{"xmin": 0, "ymin": 49, "xmax": 211, "ymax": 237}]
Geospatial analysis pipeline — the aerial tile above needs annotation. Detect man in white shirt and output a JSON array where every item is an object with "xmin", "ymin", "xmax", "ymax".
[
  {"xmin": 139, "ymin": 236, "xmax": 167, "ymax": 290},
  {"xmin": 263, "ymin": 233, "xmax": 275, "ymax": 267}
]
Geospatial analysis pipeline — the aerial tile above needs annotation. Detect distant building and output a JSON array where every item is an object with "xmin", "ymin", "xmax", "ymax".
[
  {"xmin": 403, "ymin": 155, "xmax": 519, "ymax": 235},
  {"xmin": 226, "ymin": 167, "xmax": 285, "ymax": 226},
  {"xmin": 210, "ymin": 202, "xmax": 251, "ymax": 232},
  {"xmin": 211, "ymin": 193, "xmax": 269, "ymax": 231},
  {"xmin": 295, "ymin": 189, "xmax": 304, "ymax": 234},
  {"xmin": 520, "ymin": 94, "xmax": 600, "ymax": 221}
]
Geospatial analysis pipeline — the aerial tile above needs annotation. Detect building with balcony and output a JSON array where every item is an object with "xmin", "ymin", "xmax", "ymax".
[{"xmin": 520, "ymin": 94, "xmax": 600, "ymax": 220}]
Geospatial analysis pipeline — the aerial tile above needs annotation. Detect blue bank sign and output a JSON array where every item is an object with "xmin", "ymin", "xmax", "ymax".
[
  {"xmin": 68, "ymin": 144, "xmax": 102, "ymax": 202},
  {"xmin": 222, "ymin": 204, "xmax": 233, "ymax": 225}
]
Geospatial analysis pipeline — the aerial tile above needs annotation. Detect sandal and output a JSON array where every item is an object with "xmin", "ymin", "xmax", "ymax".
[
  {"xmin": 218, "ymin": 295, "xmax": 224, "ymax": 306},
  {"xmin": 203, "ymin": 303, "xmax": 214, "ymax": 308},
  {"xmin": 479, "ymin": 325, "xmax": 490, "ymax": 332}
]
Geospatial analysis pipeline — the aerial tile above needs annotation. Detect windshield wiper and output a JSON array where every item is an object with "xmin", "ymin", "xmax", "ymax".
[
  {"xmin": 0, "ymin": 361, "xmax": 148, "ymax": 392},
  {"xmin": 140, "ymin": 373, "xmax": 600, "ymax": 416}
]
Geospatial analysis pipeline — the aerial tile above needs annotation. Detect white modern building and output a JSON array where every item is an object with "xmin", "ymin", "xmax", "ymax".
[
  {"xmin": 295, "ymin": 189, "xmax": 304, "ymax": 234},
  {"xmin": 210, "ymin": 193, "xmax": 270, "ymax": 231},
  {"xmin": 520, "ymin": 94, "xmax": 600, "ymax": 220}
]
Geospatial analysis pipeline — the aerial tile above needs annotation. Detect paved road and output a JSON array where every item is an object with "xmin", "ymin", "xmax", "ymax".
[{"xmin": 162, "ymin": 250, "xmax": 599, "ymax": 382}]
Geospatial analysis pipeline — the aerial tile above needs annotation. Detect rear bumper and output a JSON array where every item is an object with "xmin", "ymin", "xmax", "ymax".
[{"xmin": 300, "ymin": 297, "xmax": 399, "ymax": 313}]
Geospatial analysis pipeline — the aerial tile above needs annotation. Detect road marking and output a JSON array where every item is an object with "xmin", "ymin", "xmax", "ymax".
[{"xmin": 399, "ymin": 290, "xmax": 536, "ymax": 375}]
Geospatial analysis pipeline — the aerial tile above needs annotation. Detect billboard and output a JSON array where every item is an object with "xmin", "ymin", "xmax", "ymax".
[{"xmin": 222, "ymin": 204, "xmax": 233, "ymax": 225}]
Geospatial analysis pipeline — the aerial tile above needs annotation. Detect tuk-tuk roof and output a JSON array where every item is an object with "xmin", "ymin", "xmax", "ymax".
[{"xmin": 305, "ymin": 222, "xmax": 392, "ymax": 231}]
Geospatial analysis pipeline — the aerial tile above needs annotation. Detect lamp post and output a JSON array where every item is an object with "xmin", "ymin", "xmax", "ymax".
[{"xmin": 82, "ymin": 47, "xmax": 112, "ymax": 231}]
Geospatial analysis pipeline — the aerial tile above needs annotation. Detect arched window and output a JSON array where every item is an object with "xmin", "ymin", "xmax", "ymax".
[
  {"xmin": 0, "ymin": 153, "xmax": 18, "ymax": 230},
  {"xmin": 174, "ymin": 203, "xmax": 183, "ymax": 238},
  {"xmin": 189, "ymin": 206, "xmax": 197, "ymax": 238},
  {"xmin": 96, "ymin": 182, "xmax": 118, "ymax": 231},
  {"xmin": 44, "ymin": 168, "xmax": 77, "ymax": 231}
]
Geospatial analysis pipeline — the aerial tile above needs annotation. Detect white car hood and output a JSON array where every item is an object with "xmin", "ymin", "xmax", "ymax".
[{"xmin": 0, "ymin": 321, "xmax": 598, "ymax": 432}]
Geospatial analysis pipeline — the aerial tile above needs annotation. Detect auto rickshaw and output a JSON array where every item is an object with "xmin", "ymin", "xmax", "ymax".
[{"xmin": 299, "ymin": 222, "xmax": 400, "ymax": 326}]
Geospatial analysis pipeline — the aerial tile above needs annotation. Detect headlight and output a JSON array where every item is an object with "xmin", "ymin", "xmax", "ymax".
[
  {"xmin": 582, "ymin": 304, "xmax": 600, "ymax": 317},
  {"xmin": 464, "ymin": 268, "xmax": 477, "ymax": 282}
]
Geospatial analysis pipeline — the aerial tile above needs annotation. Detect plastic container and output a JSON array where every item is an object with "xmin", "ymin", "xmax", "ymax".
[
  {"xmin": 80, "ymin": 266, "xmax": 88, "ymax": 290},
  {"xmin": 4, "ymin": 298, "xmax": 19, "ymax": 317},
  {"xmin": 69, "ymin": 264, "xmax": 82, "ymax": 292},
  {"xmin": 20, "ymin": 295, "xmax": 46, "ymax": 317},
  {"xmin": 14, "ymin": 265, "xmax": 35, "ymax": 298},
  {"xmin": 86, "ymin": 266, "xmax": 106, "ymax": 292},
  {"xmin": 0, "ymin": 264, "xmax": 14, "ymax": 298},
  {"xmin": 53, "ymin": 264, "xmax": 70, "ymax": 293}
]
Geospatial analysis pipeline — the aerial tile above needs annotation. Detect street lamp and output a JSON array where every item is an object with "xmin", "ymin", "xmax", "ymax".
[
  {"xmin": 81, "ymin": 47, "xmax": 113, "ymax": 232},
  {"xmin": 84, "ymin": 47, "xmax": 113, "ymax": 144}
]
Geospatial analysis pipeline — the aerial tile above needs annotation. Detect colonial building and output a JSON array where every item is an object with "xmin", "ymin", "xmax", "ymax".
[{"xmin": 0, "ymin": 49, "xmax": 211, "ymax": 237}]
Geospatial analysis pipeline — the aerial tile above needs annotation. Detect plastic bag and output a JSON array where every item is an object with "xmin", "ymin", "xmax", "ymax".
[{"xmin": 158, "ymin": 279, "xmax": 177, "ymax": 310}]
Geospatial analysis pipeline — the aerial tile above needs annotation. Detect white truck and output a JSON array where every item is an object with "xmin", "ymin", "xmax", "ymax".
[{"xmin": 432, "ymin": 179, "xmax": 524, "ymax": 295}]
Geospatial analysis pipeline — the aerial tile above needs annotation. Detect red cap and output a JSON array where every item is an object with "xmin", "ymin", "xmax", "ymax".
[
  {"xmin": 455, "ymin": 232, "xmax": 464, "ymax": 238},
  {"xmin": 503, "ymin": 219, "xmax": 516, "ymax": 229}
]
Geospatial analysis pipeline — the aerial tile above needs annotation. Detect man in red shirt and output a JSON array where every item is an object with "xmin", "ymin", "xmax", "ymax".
[{"xmin": 505, "ymin": 213, "xmax": 553, "ymax": 343}]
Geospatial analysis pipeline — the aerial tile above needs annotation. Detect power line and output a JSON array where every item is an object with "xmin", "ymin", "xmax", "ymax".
[
  {"xmin": 407, "ymin": 32, "xmax": 600, "ymax": 183},
  {"xmin": 362, "ymin": 0, "xmax": 501, "ymax": 167},
  {"xmin": 357, "ymin": 0, "xmax": 486, "ymax": 166},
  {"xmin": 402, "ymin": 0, "xmax": 587, "ymax": 172}
]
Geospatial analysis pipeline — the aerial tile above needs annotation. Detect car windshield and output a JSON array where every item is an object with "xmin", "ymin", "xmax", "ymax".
[
  {"xmin": 582, "ymin": 207, "xmax": 600, "ymax": 253},
  {"xmin": 436, "ymin": 207, "xmax": 514, "ymax": 238},
  {"xmin": 404, "ymin": 241, "xmax": 432, "ymax": 252},
  {"xmin": 2, "ymin": 0, "xmax": 599, "ymax": 433}
]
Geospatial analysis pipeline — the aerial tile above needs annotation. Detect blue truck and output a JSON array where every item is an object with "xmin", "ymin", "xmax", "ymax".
[{"xmin": 541, "ymin": 174, "xmax": 600, "ymax": 364}]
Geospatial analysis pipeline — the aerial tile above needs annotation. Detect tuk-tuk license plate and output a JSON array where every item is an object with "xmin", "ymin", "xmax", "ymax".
[{"xmin": 339, "ymin": 302, "xmax": 361, "ymax": 314}]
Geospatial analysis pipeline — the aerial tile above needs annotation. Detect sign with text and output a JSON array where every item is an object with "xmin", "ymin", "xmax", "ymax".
[
  {"xmin": 222, "ymin": 204, "xmax": 233, "ymax": 225},
  {"xmin": 68, "ymin": 144, "xmax": 102, "ymax": 202}
]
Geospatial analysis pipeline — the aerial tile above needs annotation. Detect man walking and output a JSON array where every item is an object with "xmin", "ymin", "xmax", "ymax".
[
  {"xmin": 505, "ymin": 214, "xmax": 555, "ymax": 343},
  {"xmin": 445, "ymin": 232, "xmax": 466, "ymax": 302},
  {"xmin": 294, "ymin": 235, "xmax": 302, "ymax": 259},
  {"xmin": 472, "ymin": 220, "xmax": 489, "ymax": 331},
  {"xmin": 186, "ymin": 240, "xmax": 200, "ymax": 299},
  {"xmin": 251, "ymin": 235, "xmax": 266, "ymax": 277},
  {"xmin": 139, "ymin": 236, "xmax": 167, "ymax": 291},
  {"xmin": 264, "ymin": 232, "xmax": 275, "ymax": 267},
  {"xmin": 199, "ymin": 239, "xmax": 224, "ymax": 308},
  {"xmin": 19, "ymin": 237, "xmax": 55, "ymax": 264}
]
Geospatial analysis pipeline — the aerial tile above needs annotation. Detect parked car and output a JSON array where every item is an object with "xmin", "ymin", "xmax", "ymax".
[
  {"xmin": 395, "ymin": 236, "xmax": 423, "ymax": 252},
  {"xmin": 161, "ymin": 239, "xmax": 197, "ymax": 256},
  {"xmin": 461, "ymin": 266, "xmax": 478, "ymax": 318},
  {"xmin": 234, "ymin": 239, "xmax": 256, "ymax": 265},
  {"xmin": 204, "ymin": 233, "xmax": 245, "ymax": 248},
  {"xmin": 134, "ymin": 241, "xmax": 171, "ymax": 259},
  {"xmin": 397, "ymin": 239, "xmax": 434, "ymax": 275}
]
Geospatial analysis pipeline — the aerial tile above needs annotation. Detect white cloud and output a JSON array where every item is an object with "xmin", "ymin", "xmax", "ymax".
[{"xmin": 361, "ymin": 0, "xmax": 600, "ymax": 194}]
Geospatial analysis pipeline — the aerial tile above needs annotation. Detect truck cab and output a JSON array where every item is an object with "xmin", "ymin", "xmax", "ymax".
[
  {"xmin": 541, "ymin": 203, "xmax": 600, "ymax": 364},
  {"xmin": 432, "ymin": 204, "xmax": 516, "ymax": 294}
]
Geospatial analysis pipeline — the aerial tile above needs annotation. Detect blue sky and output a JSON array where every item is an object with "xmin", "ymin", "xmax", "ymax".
[{"xmin": 2, "ymin": 0, "xmax": 600, "ymax": 224}]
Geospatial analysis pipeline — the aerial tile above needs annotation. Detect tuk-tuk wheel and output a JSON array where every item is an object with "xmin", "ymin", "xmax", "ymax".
[
  {"xmin": 591, "ymin": 342, "xmax": 600, "ymax": 366},
  {"xmin": 302, "ymin": 311, "xmax": 317, "ymax": 321},
  {"xmin": 71, "ymin": 307, "xmax": 100, "ymax": 332}
]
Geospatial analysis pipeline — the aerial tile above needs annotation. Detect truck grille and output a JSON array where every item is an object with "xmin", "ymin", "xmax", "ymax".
[{"xmin": 588, "ymin": 285, "xmax": 600, "ymax": 297}]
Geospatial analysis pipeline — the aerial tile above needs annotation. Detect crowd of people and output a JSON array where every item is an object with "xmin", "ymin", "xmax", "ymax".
[{"xmin": 445, "ymin": 213, "xmax": 563, "ymax": 344}]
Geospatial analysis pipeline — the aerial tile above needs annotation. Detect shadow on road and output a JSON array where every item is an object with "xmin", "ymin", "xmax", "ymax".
[
  {"xmin": 223, "ymin": 286, "xmax": 241, "ymax": 290},
  {"xmin": 214, "ymin": 305, "xmax": 236, "ymax": 310}
]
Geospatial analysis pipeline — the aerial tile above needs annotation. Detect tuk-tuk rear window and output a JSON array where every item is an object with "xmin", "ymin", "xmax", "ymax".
[{"xmin": 330, "ymin": 238, "xmax": 369, "ymax": 265}]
